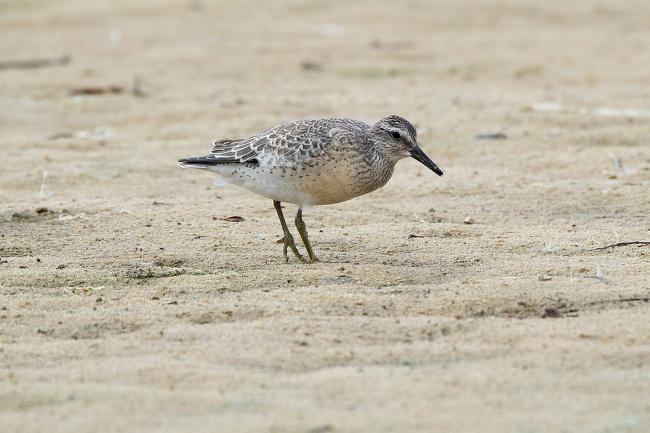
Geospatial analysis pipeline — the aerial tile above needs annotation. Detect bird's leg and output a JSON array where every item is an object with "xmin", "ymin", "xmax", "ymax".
[
  {"xmin": 294, "ymin": 208, "xmax": 319, "ymax": 263},
  {"xmin": 273, "ymin": 201, "xmax": 305, "ymax": 263}
]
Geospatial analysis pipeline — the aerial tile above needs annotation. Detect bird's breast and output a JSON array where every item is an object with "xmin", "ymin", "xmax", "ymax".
[{"xmin": 230, "ymin": 149, "xmax": 395, "ymax": 206}]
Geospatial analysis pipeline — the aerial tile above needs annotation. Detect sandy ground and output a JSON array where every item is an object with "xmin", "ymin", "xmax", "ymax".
[{"xmin": 1, "ymin": 0, "xmax": 650, "ymax": 432}]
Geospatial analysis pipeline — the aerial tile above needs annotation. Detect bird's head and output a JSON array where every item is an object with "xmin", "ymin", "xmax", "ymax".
[{"xmin": 371, "ymin": 115, "xmax": 443, "ymax": 176}]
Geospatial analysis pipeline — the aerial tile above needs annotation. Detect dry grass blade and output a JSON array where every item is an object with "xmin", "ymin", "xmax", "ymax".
[
  {"xmin": 590, "ymin": 241, "xmax": 650, "ymax": 251},
  {"xmin": 0, "ymin": 55, "xmax": 70, "ymax": 71}
]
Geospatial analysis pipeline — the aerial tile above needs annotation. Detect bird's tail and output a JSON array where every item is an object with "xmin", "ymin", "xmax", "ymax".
[{"xmin": 178, "ymin": 155, "xmax": 240, "ymax": 169}]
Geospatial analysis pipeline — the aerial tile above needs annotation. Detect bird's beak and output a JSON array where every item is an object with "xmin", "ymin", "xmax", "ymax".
[{"xmin": 410, "ymin": 147, "xmax": 443, "ymax": 176}]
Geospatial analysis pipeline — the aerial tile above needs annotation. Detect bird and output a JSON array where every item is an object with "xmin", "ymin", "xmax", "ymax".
[{"xmin": 178, "ymin": 115, "xmax": 443, "ymax": 263}]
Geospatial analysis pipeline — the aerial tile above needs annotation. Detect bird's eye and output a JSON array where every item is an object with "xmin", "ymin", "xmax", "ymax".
[{"xmin": 390, "ymin": 131, "xmax": 401, "ymax": 140}]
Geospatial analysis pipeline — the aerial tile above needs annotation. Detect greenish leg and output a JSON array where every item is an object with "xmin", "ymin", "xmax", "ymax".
[
  {"xmin": 295, "ymin": 208, "xmax": 319, "ymax": 263},
  {"xmin": 273, "ymin": 201, "xmax": 305, "ymax": 263}
]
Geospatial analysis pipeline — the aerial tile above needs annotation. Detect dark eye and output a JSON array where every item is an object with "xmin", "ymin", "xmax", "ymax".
[{"xmin": 390, "ymin": 131, "xmax": 401, "ymax": 140}]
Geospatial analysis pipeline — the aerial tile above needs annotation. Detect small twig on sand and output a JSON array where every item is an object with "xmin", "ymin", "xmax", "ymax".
[
  {"xmin": 70, "ymin": 85, "xmax": 124, "ymax": 96},
  {"xmin": 0, "ymin": 55, "xmax": 70, "ymax": 71},
  {"xmin": 587, "ymin": 296, "xmax": 649, "ymax": 306},
  {"xmin": 590, "ymin": 241, "xmax": 650, "ymax": 251}
]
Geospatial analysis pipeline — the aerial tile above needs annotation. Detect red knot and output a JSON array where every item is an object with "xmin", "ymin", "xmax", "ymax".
[{"xmin": 179, "ymin": 115, "xmax": 443, "ymax": 263}]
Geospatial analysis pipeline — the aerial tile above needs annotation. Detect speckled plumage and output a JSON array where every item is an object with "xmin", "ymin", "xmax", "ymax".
[
  {"xmin": 179, "ymin": 115, "xmax": 443, "ymax": 262},
  {"xmin": 180, "ymin": 116, "xmax": 429, "ymax": 205}
]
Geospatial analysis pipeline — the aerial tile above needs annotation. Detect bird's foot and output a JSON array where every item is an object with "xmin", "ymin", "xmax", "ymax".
[
  {"xmin": 277, "ymin": 233, "xmax": 306, "ymax": 263},
  {"xmin": 304, "ymin": 249, "xmax": 319, "ymax": 264}
]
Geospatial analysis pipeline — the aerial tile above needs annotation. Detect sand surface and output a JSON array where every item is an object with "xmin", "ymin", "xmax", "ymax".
[{"xmin": 1, "ymin": 1, "xmax": 650, "ymax": 432}]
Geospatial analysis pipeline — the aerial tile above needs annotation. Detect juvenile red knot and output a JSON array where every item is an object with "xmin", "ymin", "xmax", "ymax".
[{"xmin": 179, "ymin": 115, "xmax": 443, "ymax": 263}]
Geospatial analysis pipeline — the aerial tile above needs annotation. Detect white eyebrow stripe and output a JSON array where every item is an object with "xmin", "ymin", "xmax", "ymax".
[{"xmin": 387, "ymin": 128, "xmax": 415, "ymax": 144}]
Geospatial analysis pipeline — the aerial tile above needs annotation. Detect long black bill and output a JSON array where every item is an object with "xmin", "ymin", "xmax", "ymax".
[{"xmin": 410, "ymin": 147, "xmax": 443, "ymax": 176}]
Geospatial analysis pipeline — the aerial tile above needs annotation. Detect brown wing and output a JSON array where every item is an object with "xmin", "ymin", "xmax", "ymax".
[{"xmin": 209, "ymin": 119, "xmax": 369, "ymax": 165}]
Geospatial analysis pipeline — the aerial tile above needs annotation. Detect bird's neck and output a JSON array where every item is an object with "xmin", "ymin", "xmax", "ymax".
[
  {"xmin": 363, "ymin": 144, "xmax": 396, "ymax": 188},
  {"xmin": 369, "ymin": 139, "xmax": 403, "ymax": 165}
]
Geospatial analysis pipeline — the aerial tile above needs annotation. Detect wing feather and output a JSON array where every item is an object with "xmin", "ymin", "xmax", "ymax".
[{"xmin": 207, "ymin": 119, "xmax": 369, "ymax": 166}]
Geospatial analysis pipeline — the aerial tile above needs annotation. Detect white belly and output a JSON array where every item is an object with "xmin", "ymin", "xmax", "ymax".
[{"xmin": 207, "ymin": 160, "xmax": 388, "ymax": 206}]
